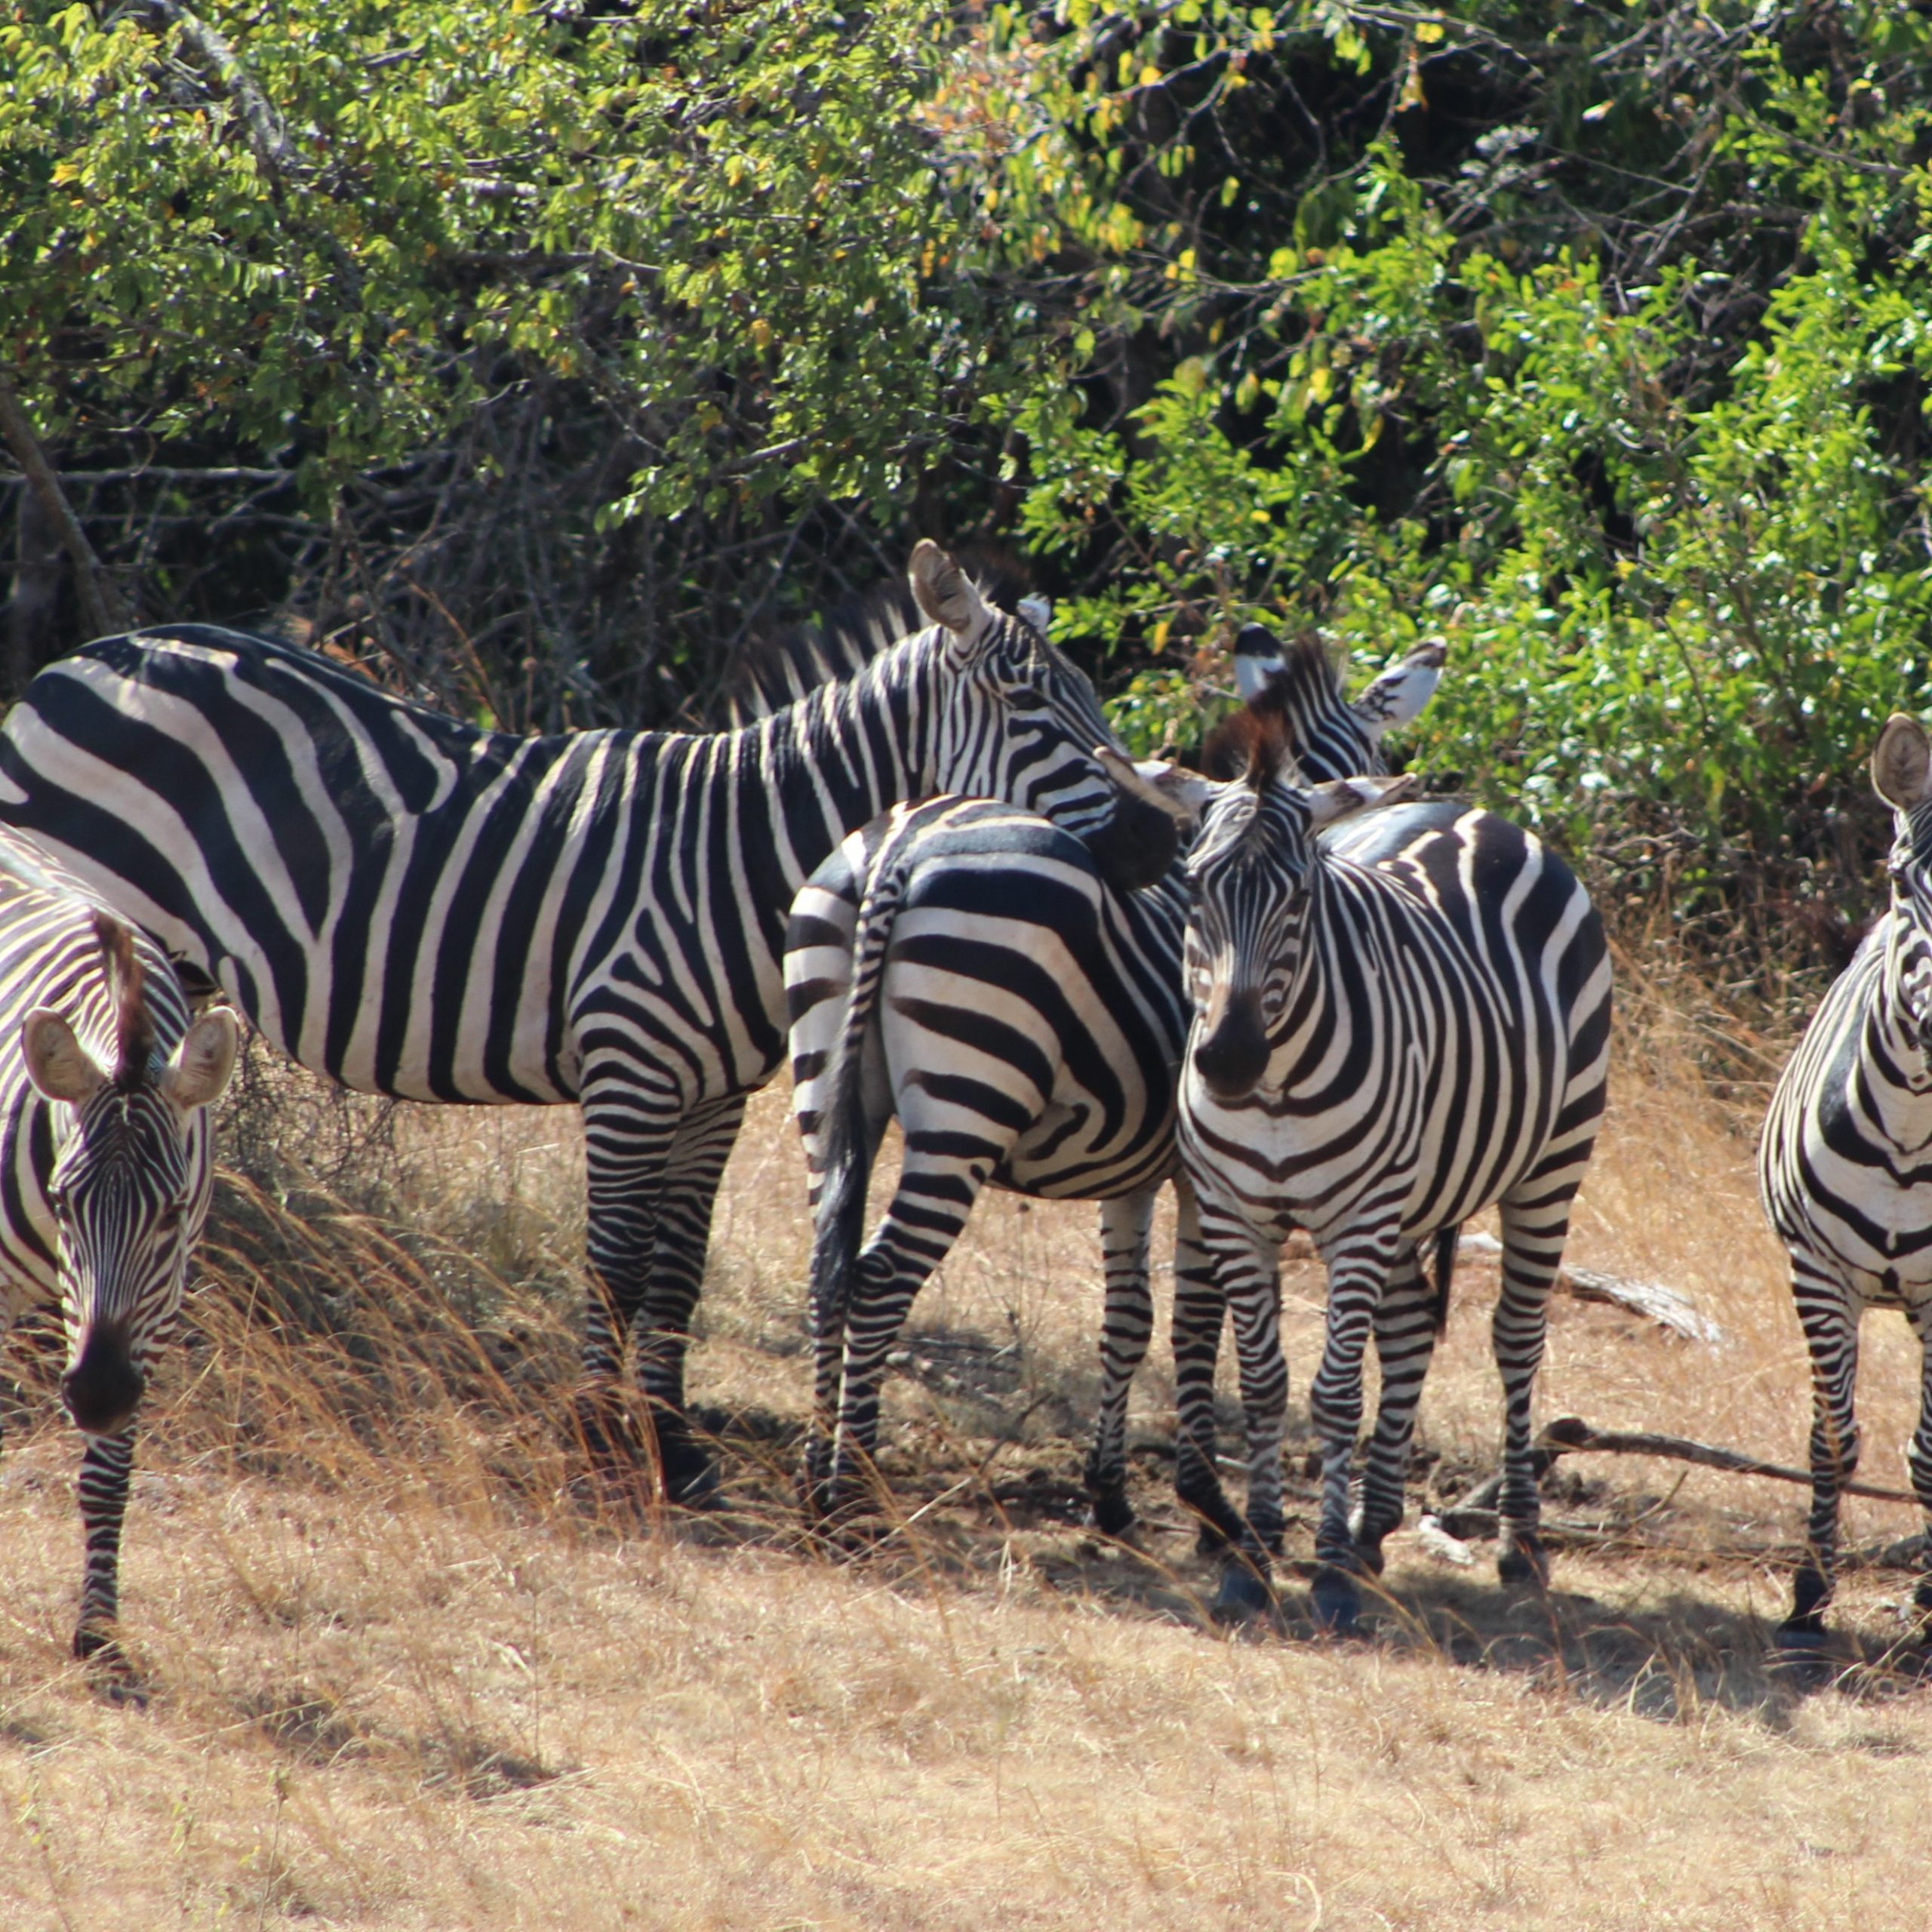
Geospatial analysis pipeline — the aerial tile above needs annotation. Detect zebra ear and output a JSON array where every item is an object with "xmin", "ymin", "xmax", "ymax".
[
  {"xmin": 1873, "ymin": 714, "xmax": 1932, "ymax": 812},
  {"xmin": 162, "ymin": 1009, "xmax": 239, "ymax": 1112},
  {"xmin": 1305, "ymin": 771, "xmax": 1419, "ymax": 831},
  {"xmin": 1352, "ymin": 641, "xmax": 1447, "ymax": 738},
  {"xmin": 21, "ymin": 1010, "xmax": 106, "ymax": 1108},
  {"xmin": 1017, "ymin": 594, "xmax": 1051, "ymax": 634},
  {"xmin": 1093, "ymin": 747, "xmax": 1217, "ymax": 828},
  {"xmin": 909, "ymin": 541, "xmax": 993, "ymax": 647}
]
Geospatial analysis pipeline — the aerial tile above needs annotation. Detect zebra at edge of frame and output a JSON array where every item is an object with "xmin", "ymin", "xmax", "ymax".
[
  {"xmin": 1759, "ymin": 712, "xmax": 1932, "ymax": 1652},
  {"xmin": 783, "ymin": 624, "xmax": 1445, "ymax": 1533},
  {"xmin": 0, "ymin": 541, "xmax": 1178, "ymax": 1510},
  {"xmin": 0, "ymin": 825, "xmax": 236, "ymax": 1684},
  {"xmin": 1177, "ymin": 700, "xmax": 1611, "ymax": 1631}
]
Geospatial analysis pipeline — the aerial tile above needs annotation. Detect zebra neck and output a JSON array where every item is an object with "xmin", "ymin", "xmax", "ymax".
[
  {"xmin": 1871, "ymin": 912, "xmax": 1932, "ymax": 1100},
  {"xmin": 752, "ymin": 645, "xmax": 933, "ymax": 866}
]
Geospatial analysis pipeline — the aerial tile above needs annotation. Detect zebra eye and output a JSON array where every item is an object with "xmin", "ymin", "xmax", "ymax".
[{"xmin": 46, "ymin": 1186, "xmax": 69, "ymax": 1219}]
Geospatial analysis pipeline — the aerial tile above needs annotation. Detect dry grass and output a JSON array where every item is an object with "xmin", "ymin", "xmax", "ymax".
[{"xmin": 1, "ymin": 999, "xmax": 1930, "ymax": 1930}]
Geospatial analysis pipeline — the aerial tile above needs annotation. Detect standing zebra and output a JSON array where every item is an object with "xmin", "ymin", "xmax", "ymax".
[
  {"xmin": 1759, "ymin": 713, "xmax": 1932, "ymax": 1647},
  {"xmin": 783, "ymin": 630, "xmax": 1444, "ymax": 1529},
  {"xmin": 0, "ymin": 827, "xmax": 237, "ymax": 1672},
  {"xmin": 1177, "ymin": 707, "xmax": 1611, "ymax": 1627},
  {"xmin": 0, "ymin": 543, "xmax": 1174, "ymax": 1503}
]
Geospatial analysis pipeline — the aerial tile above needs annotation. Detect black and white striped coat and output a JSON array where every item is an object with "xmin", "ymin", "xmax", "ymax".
[
  {"xmin": 1177, "ymin": 712, "xmax": 1610, "ymax": 1626},
  {"xmin": 0, "ymin": 827, "xmax": 236, "ymax": 1672},
  {"xmin": 1759, "ymin": 712, "xmax": 1932, "ymax": 1643},
  {"xmin": 0, "ymin": 544, "xmax": 1172, "ymax": 1502},
  {"xmin": 783, "ymin": 632, "xmax": 1443, "ymax": 1522}
]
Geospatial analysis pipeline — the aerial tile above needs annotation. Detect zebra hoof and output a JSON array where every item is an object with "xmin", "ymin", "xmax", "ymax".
[
  {"xmin": 1309, "ymin": 1565, "xmax": 1361, "ymax": 1636},
  {"xmin": 75, "ymin": 1626, "xmax": 146, "ymax": 1705},
  {"xmin": 663, "ymin": 1443, "xmax": 722, "ymax": 1510},
  {"xmin": 1497, "ymin": 1535, "xmax": 1549, "ymax": 1589},
  {"xmin": 1211, "ymin": 1562, "xmax": 1276, "ymax": 1626},
  {"xmin": 1088, "ymin": 1483, "xmax": 1137, "ymax": 1540}
]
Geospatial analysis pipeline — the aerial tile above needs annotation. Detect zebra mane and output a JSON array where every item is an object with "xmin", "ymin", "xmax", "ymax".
[
  {"xmin": 1201, "ymin": 700, "xmax": 1305, "ymax": 798},
  {"xmin": 92, "ymin": 913, "xmax": 155, "ymax": 1091},
  {"xmin": 725, "ymin": 552, "xmax": 1040, "ymax": 724}
]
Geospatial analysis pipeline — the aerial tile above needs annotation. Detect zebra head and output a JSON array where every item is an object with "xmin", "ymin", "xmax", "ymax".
[
  {"xmin": 906, "ymin": 541, "xmax": 1178, "ymax": 891},
  {"xmin": 1183, "ymin": 713, "xmax": 1415, "ymax": 1100},
  {"xmin": 21, "ymin": 917, "xmax": 238, "ymax": 1438},
  {"xmin": 1229, "ymin": 628, "xmax": 1444, "ymax": 786},
  {"xmin": 1873, "ymin": 713, "xmax": 1932, "ymax": 1053}
]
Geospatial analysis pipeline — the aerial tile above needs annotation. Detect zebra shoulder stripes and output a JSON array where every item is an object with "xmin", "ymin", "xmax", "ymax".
[
  {"xmin": 0, "ymin": 542, "xmax": 1174, "ymax": 1507},
  {"xmin": 1177, "ymin": 706, "xmax": 1611, "ymax": 1627},
  {"xmin": 783, "ymin": 630, "xmax": 1444, "ymax": 1524},
  {"xmin": 1759, "ymin": 712, "xmax": 1932, "ymax": 1646},
  {"xmin": 0, "ymin": 828, "xmax": 236, "ymax": 1674}
]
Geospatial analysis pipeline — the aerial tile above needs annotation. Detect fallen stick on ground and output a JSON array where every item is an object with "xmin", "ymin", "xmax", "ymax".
[
  {"xmin": 1535, "ymin": 1414, "xmax": 1921, "ymax": 1506},
  {"xmin": 1457, "ymin": 1232, "xmax": 1724, "ymax": 1343}
]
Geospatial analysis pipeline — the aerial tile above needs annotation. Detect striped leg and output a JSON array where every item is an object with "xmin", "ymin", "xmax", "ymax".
[
  {"xmin": 1785, "ymin": 1258, "xmax": 1861, "ymax": 1638},
  {"xmin": 1175, "ymin": 1201, "xmax": 1269, "ymax": 1561},
  {"xmin": 1352, "ymin": 1248, "xmax": 1439, "ymax": 1574},
  {"xmin": 1492, "ymin": 1189, "xmax": 1573, "ymax": 1586},
  {"xmin": 580, "ymin": 1084, "xmax": 749, "ymax": 1504},
  {"xmin": 74, "ymin": 1426, "xmax": 135, "ymax": 1667},
  {"xmin": 1907, "ymin": 1297, "xmax": 1932, "ymax": 1623},
  {"xmin": 1084, "ymin": 1189, "xmax": 1158, "ymax": 1537},
  {"xmin": 1306, "ymin": 1223, "xmax": 1402, "ymax": 1629}
]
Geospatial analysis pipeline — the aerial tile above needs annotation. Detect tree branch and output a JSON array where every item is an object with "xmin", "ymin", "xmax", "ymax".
[{"xmin": 0, "ymin": 375, "xmax": 134, "ymax": 637}]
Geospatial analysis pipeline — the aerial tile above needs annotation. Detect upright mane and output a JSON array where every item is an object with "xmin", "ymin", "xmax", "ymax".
[{"xmin": 93, "ymin": 913, "xmax": 155, "ymax": 1090}]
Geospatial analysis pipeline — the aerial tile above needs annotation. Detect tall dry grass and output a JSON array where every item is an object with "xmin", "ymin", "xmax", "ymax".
[{"xmin": 0, "ymin": 995, "xmax": 1930, "ymax": 1930}]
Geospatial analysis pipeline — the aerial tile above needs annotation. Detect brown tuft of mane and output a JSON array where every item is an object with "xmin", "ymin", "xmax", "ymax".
[{"xmin": 91, "ymin": 913, "xmax": 155, "ymax": 1089}]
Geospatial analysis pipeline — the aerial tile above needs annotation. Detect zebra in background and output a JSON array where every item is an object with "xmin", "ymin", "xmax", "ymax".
[
  {"xmin": 1759, "ymin": 713, "xmax": 1932, "ymax": 1648},
  {"xmin": 783, "ymin": 626, "xmax": 1444, "ymax": 1529},
  {"xmin": 1177, "ymin": 705, "xmax": 1611, "ymax": 1628},
  {"xmin": 0, "ymin": 542, "xmax": 1176, "ymax": 1506},
  {"xmin": 0, "ymin": 828, "xmax": 237, "ymax": 1675}
]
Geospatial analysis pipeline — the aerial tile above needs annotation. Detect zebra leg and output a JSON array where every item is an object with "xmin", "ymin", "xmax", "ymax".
[
  {"xmin": 1352, "ymin": 1247, "xmax": 1439, "ymax": 1576},
  {"xmin": 1174, "ymin": 1200, "xmax": 1265, "ymax": 1564},
  {"xmin": 74, "ymin": 1426, "xmax": 135, "ymax": 1674},
  {"xmin": 1783, "ymin": 1264, "xmax": 1861, "ymax": 1641},
  {"xmin": 1306, "ymin": 1226, "xmax": 1401, "ymax": 1632},
  {"xmin": 632, "ymin": 1093, "xmax": 749, "ymax": 1505},
  {"xmin": 1908, "ymin": 1299, "xmax": 1932, "ymax": 1628},
  {"xmin": 1084, "ymin": 1189, "xmax": 1157, "ymax": 1537},
  {"xmin": 578, "ymin": 1086, "xmax": 748, "ymax": 1506},
  {"xmin": 826, "ymin": 1150, "xmax": 1001, "ymax": 1513},
  {"xmin": 1492, "ymin": 1190, "xmax": 1572, "ymax": 1587}
]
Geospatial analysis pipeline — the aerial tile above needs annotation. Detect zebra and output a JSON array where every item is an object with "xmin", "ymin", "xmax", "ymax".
[
  {"xmin": 1177, "ymin": 703, "xmax": 1611, "ymax": 1628},
  {"xmin": 783, "ymin": 626, "xmax": 1444, "ymax": 1528},
  {"xmin": 0, "ymin": 541, "xmax": 1177, "ymax": 1505},
  {"xmin": 0, "ymin": 827, "xmax": 237, "ymax": 1673},
  {"xmin": 1759, "ymin": 712, "xmax": 1932, "ymax": 1648}
]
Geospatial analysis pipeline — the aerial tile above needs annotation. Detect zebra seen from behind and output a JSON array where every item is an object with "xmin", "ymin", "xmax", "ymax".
[
  {"xmin": 0, "ymin": 827, "xmax": 237, "ymax": 1676},
  {"xmin": 0, "ymin": 542, "xmax": 1177, "ymax": 1507},
  {"xmin": 1759, "ymin": 712, "xmax": 1932, "ymax": 1648},
  {"xmin": 783, "ymin": 628, "xmax": 1444, "ymax": 1531},
  {"xmin": 1177, "ymin": 706, "xmax": 1611, "ymax": 1628}
]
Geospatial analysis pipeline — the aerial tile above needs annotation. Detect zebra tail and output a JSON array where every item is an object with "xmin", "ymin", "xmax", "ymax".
[
  {"xmin": 808, "ymin": 862, "xmax": 906, "ymax": 1340},
  {"xmin": 1429, "ymin": 1226, "xmax": 1460, "ymax": 1336}
]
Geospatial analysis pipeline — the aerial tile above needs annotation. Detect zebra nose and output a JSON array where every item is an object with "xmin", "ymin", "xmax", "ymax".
[
  {"xmin": 1083, "ymin": 786, "xmax": 1180, "ymax": 893},
  {"xmin": 1193, "ymin": 990, "xmax": 1269, "ymax": 1100},
  {"xmin": 61, "ymin": 1324, "xmax": 145, "ymax": 1437}
]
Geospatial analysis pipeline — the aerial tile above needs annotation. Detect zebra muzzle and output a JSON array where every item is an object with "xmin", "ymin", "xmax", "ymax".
[
  {"xmin": 1193, "ymin": 990, "xmax": 1270, "ymax": 1100},
  {"xmin": 61, "ymin": 1323, "xmax": 145, "ymax": 1437},
  {"xmin": 1081, "ymin": 780, "xmax": 1180, "ymax": 894}
]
